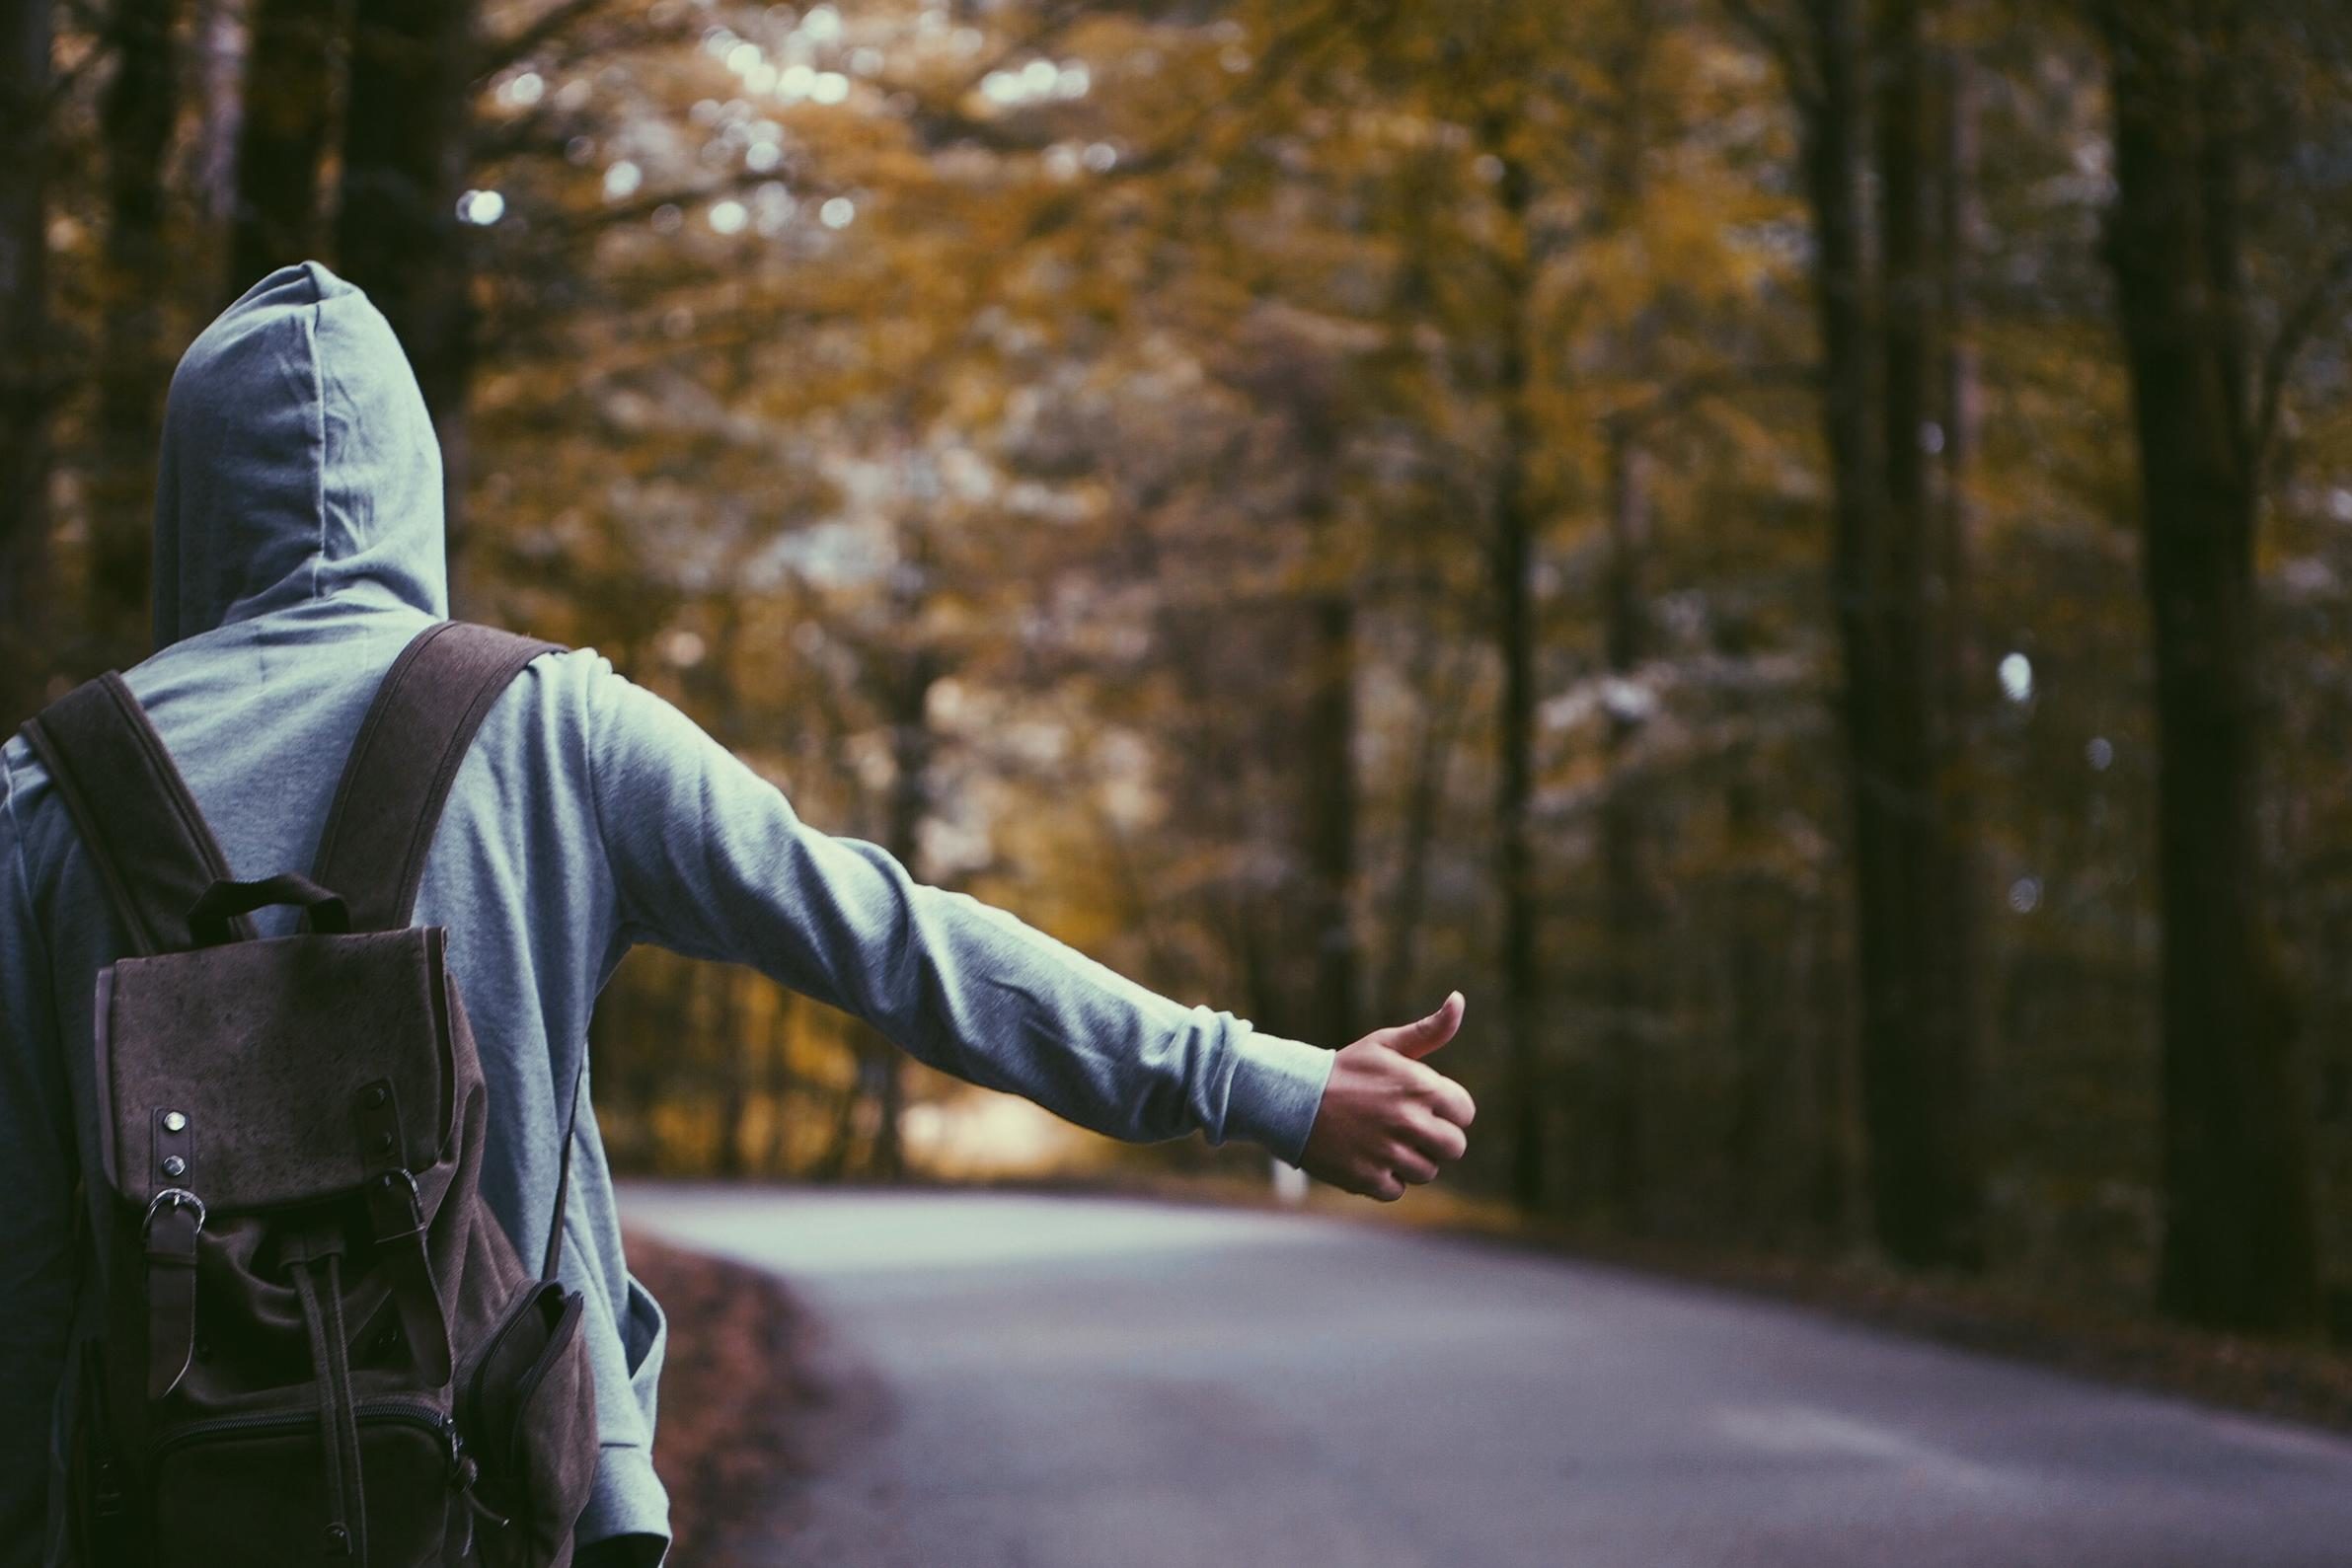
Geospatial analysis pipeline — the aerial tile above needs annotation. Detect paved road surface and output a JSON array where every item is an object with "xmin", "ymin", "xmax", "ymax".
[{"xmin": 620, "ymin": 1185, "xmax": 2352, "ymax": 1567}]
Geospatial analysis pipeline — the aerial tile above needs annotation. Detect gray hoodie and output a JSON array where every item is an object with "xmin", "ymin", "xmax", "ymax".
[{"xmin": 0, "ymin": 262, "xmax": 1334, "ymax": 1564}]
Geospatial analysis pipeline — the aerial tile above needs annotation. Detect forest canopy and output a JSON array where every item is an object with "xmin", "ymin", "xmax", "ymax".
[{"xmin": 4, "ymin": 0, "xmax": 2351, "ymax": 1338}]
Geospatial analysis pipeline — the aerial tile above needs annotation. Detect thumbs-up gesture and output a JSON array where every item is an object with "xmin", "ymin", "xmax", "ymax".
[{"xmin": 1299, "ymin": 992, "xmax": 1475, "ymax": 1201}]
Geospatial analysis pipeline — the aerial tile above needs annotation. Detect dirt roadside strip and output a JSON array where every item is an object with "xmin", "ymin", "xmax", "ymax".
[{"xmin": 623, "ymin": 1231, "xmax": 886, "ymax": 1565}]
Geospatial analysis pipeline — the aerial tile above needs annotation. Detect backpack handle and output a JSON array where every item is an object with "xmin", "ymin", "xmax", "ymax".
[{"xmin": 188, "ymin": 874, "xmax": 352, "ymax": 946}]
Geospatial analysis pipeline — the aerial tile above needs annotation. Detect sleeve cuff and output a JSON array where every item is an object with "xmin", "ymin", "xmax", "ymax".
[
  {"xmin": 576, "ymin": 1442, "xmax": 671, "ymax": 1561},
  {"xmin": 1221, "ymin": 1025, "xmax": 1336, "ymax": 1164}
]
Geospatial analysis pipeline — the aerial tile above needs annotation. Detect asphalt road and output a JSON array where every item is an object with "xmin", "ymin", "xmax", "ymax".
[{"xmin": 620, "ymin": 1185, "xmax": 2352, "ymax": 1567}]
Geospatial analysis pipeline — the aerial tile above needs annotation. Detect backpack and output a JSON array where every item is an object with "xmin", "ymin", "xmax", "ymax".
[{"xmin": 23, "ymin": 622, "xmax": 601, "ymax": 1567}]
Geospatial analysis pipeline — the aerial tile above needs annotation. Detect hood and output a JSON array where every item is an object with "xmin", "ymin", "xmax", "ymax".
[{"xmin": 151, "ymin": 261, "xmax": 448, "ymax": 648}]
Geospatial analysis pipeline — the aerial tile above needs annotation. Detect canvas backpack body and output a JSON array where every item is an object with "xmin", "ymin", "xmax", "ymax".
[{"xmin": 24, "ymin": 623, "xmax": 601, "ymax": 1568}]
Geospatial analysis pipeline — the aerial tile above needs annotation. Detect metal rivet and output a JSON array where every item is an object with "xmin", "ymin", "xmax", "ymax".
[
  {"xmin": 361, "ymin": 1084, "xmax": 387, "ymax": 1110},
  {"xmin": 374, "ymin": 1131, "xmax": 396, "ymax": 1154},
  {"xmin": 162, "ymin": 1111, "xmax": 186, "ymax": 1134},
  {"xmin": 325, "ymin": 1524, "xmax": 350, "ymax": 1554},
  {"xmin": 161, "ymin": 1156, "xmax": 187, "ymax": 1178}
]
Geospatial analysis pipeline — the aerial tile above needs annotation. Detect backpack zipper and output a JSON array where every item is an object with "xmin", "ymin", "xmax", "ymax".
[
  {"xmin": 460, "ymin": 1283, "xmax": 583, "ymax": 1476},
  {"xmin": 150, "ymin": 1399, "xmax": 495, "ymax": 1552},
  {"xmin": 151, "ymin": 1397, "xmax": 457, "ymax": 1467}
]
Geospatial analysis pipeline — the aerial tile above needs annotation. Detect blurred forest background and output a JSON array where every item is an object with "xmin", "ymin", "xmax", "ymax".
[{"xmin": 4, "ymin": 0, "xmax": 2351, "ymax": 1340}]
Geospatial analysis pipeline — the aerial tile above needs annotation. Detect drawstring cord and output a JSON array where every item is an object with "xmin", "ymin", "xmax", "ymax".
[{"xmin": 291, "ymin": 1254, "xmax": 368, "ymax": 1559}]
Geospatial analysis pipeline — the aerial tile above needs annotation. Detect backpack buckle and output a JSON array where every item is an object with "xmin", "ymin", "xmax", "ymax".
[
  {"xmin": 361, "ymin": 1165, "xmax": 454, "ymax": 1383},
  {"xmin": 365, "ymin": 1167, "xmax": 423, "ymax": 1238},
  {"xmin": 375, "ymin": 1166, "xmax": 421, "ymax": 1207},
  {"xmin": 142, "ymin": 1188, "xmax": 206, "ymax": 1236},
  {"xmin": 141, "ymin": 1189, "xmax": 205, "ymax": 1400}
]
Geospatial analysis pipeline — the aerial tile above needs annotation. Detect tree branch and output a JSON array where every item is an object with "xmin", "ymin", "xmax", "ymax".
[
  {"xmin": 1602, "ymin": 362, "xmax": 1822, "ymax": 439},
  {"xmin": 1719, "ymin": 0, "xmax": 1821, "ymax": 118},
  {"xmin": 2252, "ymin": 239, "xmax": 2352, "ymax": 468},
  {"xmin": 474, "ymin": 0, "xmax": 620, "ymax": 84},
  {"xmin": 1014, "ymin": 0, "xmax": 1351, "ymax": 247}
]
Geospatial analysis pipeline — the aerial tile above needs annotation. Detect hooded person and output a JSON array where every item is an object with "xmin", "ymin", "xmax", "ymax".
[{"xmin": 0, "ymin": 263, "xmax": 1472, "ymax": 1565}]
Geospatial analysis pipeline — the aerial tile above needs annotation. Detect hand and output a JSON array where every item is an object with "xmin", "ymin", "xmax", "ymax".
[{"xmin": 1299, "ymin": 992, "xmax": 1475, "ymax": 1202}]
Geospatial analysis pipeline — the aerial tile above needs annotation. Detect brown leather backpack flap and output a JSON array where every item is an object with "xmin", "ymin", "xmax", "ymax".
[{"xmin": 98, "ymin": 928, "xmax": 456, "ymax": 1211}]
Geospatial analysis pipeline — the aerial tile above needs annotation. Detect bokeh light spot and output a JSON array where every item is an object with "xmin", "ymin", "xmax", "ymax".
[{"xmin": 1998, "ymin": 651, "xmax": 2034, "ymax": 705}]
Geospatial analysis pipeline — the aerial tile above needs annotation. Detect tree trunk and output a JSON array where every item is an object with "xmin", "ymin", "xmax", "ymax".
[
  {"xmin": 765, "ymin": 987, "xmax": 797, "ymax": 1175},
  {"xmin": 338, "ymin": 0, "xmax": 480, "ymax": 568},
  {"xmin": 1807, "ymin": 891, "xmax": 1856, "ymax": 1237},
  {"xmin": 1304, "ymin": 587, "xmax": 1359, "ymax": 1053},
  {"xmin": 1485, "ymin": 127, "xmax": 1546, "ymax": 1213},
  {"xmin": 1599, "ymin": 430, "xmax": 1654, "ymax": 1224},
  {"xmin": 231, "ymin": 0, "xmax": 338, "ymax": 293},
  {"xmin": 1929, "ymin": 39, "xmax": 1988, "ymax": 1237},
  {"xmin": 90, "ymin": 0, "xmax": 184, "ymax": 662},
  {"xmin": 1936, "ymin": 46, "xmax": 1983, "ymax": 706},
  {"xmin": 1803, "ymin": 0, "xmax": 1899, "ymax": 1256},
  {"xmin": 1796, "ymin": 0, "xmax": 1982, "ymax": 1269},
  {"xmin": 193, "ymin": 0, "xmax": 245, "ymax": 233},
  {"xmin": 1377, "ymin": 637, "xmax": 1471, "ymax": 1022},
  {"xmin": 713, "ymin": 970, "xmax": 750, "ymax": 1178},
  {"xmin": 869, "ymin": 521, "xmax": 941, "ymax": 1182},
  {"xmin": 1876, "ymin": 0, "xmax": 1983, "ymax": 1267},
  {"xmin": 0, "ymin": 0, "xmax": 52, "ymax": 728},
  {"xmin": 2099, "ymin": 0, "xmax": 2317, "ymax": 1333},
  {"xmin": 1716, "ymin": 613, "xmax": 1776, "ymax": 1227}
]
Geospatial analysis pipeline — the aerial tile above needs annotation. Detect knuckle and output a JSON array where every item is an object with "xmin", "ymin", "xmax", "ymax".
[
  {"xmin": 1409, "ymin": 1109, "xmax": 1467, "ymax": 1161},
  {"xmin": 1386, "ymin": 1144, "xmax": 1436, "ymax": 1183}
]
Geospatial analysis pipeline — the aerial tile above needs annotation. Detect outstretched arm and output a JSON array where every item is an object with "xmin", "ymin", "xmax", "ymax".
[
  {"xmin": 578, "ymin": 653, "xmax": 1473, "ymax": 1189},
  {"xmin": 582, "ymin": 655, "xmax": 1331, "ymax": 1157}
]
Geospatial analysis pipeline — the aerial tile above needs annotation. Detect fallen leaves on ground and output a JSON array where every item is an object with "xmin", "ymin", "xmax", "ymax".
[{"xmin": 625, "ymin": 1231, "xmax": 832, "ymax": 1564}]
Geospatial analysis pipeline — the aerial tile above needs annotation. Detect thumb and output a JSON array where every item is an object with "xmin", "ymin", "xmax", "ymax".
[{"xmin": 1373, "ymin": 991, "xmax": 1465, "ymax": 1060}]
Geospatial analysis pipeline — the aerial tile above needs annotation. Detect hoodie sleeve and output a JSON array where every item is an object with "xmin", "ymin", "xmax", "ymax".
[
  {"xmin": 574, "ymin": 653, "xmax": 1333, "ymax": 1161},
  {"xmin": 0, "ymin": 753, "xmax": 78, "ymax": 1568}
]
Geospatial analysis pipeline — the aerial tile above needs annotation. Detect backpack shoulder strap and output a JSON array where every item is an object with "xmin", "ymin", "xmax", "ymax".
[
  {"xmin": 311, "ymin": 621, "xmax": 563, "ymax": 933},
  {"xmin": 315, "ymin": 622, "xmax": 585, "ymax": 1287},
  {"xmin": 19, "ymin": 674, "xmax": 256, "ymax": 954}
]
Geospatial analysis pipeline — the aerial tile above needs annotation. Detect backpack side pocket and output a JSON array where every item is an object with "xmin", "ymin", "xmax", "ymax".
[{"xmin": 460, "ymin": 1280, "xmax": 597, "ymax": 1568}]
